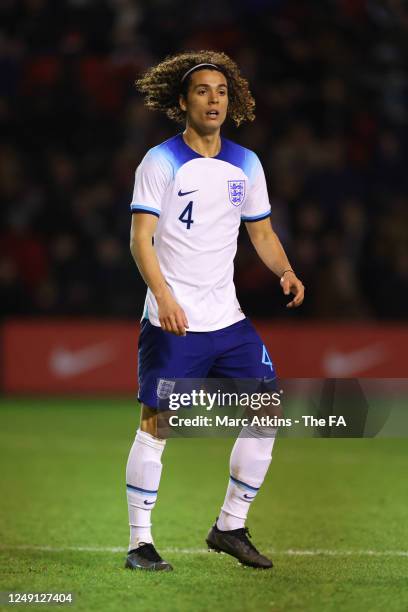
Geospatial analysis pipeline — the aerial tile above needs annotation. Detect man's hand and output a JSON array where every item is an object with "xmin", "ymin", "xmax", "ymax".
[
  {"xmin": 157, "ymin": 291, "xmax": 189, "ymax": 336},
  {"xmin": 280, "ymin": 270, "xmax": 305, "ymax": 308}
]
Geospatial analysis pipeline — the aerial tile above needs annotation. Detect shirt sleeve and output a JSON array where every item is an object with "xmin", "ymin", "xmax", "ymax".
[
  {"xmin": 130, "ymin": 148, "xmax": 172, "ymax": 218},
  {"xmin": 241, "ymin": 153, "xmax": 271, "ymax": 222}
]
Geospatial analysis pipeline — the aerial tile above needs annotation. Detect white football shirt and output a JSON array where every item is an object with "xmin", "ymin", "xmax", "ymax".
[{"xmin": 130, "ymin": 134, "xmax": 271, "ymax": 331}]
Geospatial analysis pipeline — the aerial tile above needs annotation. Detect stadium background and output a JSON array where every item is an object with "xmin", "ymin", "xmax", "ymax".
[
  {"xmin": 2, "ymin": 0, "xmax": 408, "ymax": 323},
  {"xmin": 1, "ymin": 1, "xmax": 407, "ymax": 611},
  {"xmin": 1, "ymin": 0, "xmax": 408, "ymax": 390}
]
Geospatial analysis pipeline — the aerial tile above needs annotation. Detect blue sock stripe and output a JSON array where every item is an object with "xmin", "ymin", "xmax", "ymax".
[
  {"xmin": 126, "ymin": 483, "xmax": 158, "ymax": 496},
  {"xmin": 229, "ymin": 475, "xmax": 260, "ymax": 493}
]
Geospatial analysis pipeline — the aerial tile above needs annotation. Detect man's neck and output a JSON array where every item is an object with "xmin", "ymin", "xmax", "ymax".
[{"xmin": 182, "ymin": 126, "xmax": 221, "ymax": 158}]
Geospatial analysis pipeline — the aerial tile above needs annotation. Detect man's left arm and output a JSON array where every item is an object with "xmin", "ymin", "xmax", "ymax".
[{"xmin": 245, "ymin": 218, "xmax": 305, "ymax": 308}]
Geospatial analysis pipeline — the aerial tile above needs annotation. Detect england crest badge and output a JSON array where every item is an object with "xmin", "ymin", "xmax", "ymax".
[
  {"xmin": 157, "ymin": 378, "xmax": 176, "ymax": 399},
  {"xmin": 228, "ymin": 180, "xmax": 246, "ymax": 206}
]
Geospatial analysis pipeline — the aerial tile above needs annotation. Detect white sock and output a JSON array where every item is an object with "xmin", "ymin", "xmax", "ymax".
[
  {"xmin": 217, "ymin": 425, "xmax": 277, "ymax": 531},
  {"xmin": 126, "ymin": 429, "xmax": 166, "ymax": 551}
]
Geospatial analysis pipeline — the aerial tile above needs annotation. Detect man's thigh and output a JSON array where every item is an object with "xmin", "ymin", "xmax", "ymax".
[
  {"xmin": 209, "ymin": 319, "xmax": 280, "ymax": 418},
  {"xmin": 209, "ymin": 318, "xmax": 276, "ymax": 380},
  {"xmin": 137, "ymin": 319, "xmax": 214, "ymax": 410}
]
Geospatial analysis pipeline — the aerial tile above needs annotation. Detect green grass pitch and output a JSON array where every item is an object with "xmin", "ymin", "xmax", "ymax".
[{"xmin": 1, "ymin": 397, "xmax": 407, "ymax": 611}]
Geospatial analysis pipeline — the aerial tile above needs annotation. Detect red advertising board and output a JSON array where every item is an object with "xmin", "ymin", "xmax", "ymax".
[
  {"xmin": 2, "ymin": 320, "xmax": 138, "ymax": 394},
  {"xmin": 2, "ymin": 320, "xmax": 407, "ymax": 394},
  {"xmin": 254, "ymin": 322, "xmax": 408, "ymax": 379}
]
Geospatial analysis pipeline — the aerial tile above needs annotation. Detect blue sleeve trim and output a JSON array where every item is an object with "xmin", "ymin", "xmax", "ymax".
[
  {"xmin": 131, "ymin": 204, "xmax": 161, "ymax": 218},
  {"xmin": 241, "ymin": 211, "xmax": 271, "ymax": 222}
]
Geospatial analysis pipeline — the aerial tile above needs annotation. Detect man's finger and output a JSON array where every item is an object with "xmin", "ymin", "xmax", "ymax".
[
  {"xmin": 160, "ymin": 318, "xmax": 169, "ymax": 332},
  {"xmin": 294, "ymin": 291, "xmax": 304, "ymax": 305},
  {"xmin": 291, "ymin": 289, "xmax": 302, "ymax": 304},
  {"xmin": 162, "ymin": 317, "xmax": 173, "ymax": 334},
  {"xmin": 181, "ymin": 309, "xmax": 189, "ymax": 329},
  {"xmin": 293, "ymin": 283, "xmax": 305, "ymax": 304},
  {"xmin": 287, "ymin": 290, "xmax": 304, "ymax": 307},
  {"xmin": 280, "ymin": 278, "xmax": 291, "ymax": 295},
  {"xmin": 175, "ymin": 312, "xmax": 187, "ymax": 336},
  {"xmin": 169, "ymin": 315, "xmax": 182, "ymax": 336},
  {"xmin": 173, "ymin": 315, "xmax": 185, "ymax": 336}
]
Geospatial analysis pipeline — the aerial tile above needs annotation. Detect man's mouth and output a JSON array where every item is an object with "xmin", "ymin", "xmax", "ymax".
[{"xmin": 206, "ymin": 110, "xmax": 219, "ymax": 118}]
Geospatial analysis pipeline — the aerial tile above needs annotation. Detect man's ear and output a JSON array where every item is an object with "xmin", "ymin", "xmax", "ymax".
[{"xmin": 179, "ymin": 94, "xmax": 187, "ymax": 112}]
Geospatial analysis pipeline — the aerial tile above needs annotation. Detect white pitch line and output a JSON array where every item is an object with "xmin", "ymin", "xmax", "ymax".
[{"xmin": 1, "ymin": 545, "xmax": 408, "ymax": 557}]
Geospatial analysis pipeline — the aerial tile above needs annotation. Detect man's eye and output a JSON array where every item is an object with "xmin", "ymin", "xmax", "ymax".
[
  {"xmin": 198, "ymin": 89, "xmax": 206, "ymax": 95},
  {"xmin": 219, "ymin": 90, "xmax": 227, "ymax": 95}
]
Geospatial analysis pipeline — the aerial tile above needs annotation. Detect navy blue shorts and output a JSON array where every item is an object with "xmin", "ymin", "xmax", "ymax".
[{"xmin": 137, "ymin": 318, "xmax": 276, "ymax": 409}]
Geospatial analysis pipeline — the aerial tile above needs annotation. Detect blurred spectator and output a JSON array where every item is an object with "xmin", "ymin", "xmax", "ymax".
[{"xmin": 0, "ymin": 256, "xmax": 28, "ymax": 316}]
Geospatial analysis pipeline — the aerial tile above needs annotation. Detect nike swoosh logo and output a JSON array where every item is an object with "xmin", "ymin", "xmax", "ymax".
[
  {"xmin": 323, "ymin": 344, "xmax": 387, "ymax": 377},
  {"xmin": 243, "ymin": 494, "xmax": 256, "ymax": 501},
  {"xmin": 178, "ymin": 189, "xmax": 198, "ymax": 197},
  {"xmin": 144, "ymin": 500, "xmax": 155, "ymax": 506},
  {"xmin": 49, "ymin": 342, "xmax": 117, "ymax": 378}
]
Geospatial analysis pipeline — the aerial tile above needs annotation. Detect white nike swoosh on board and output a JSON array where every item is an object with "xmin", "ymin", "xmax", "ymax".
[
  {"xmin": 49, "ymin": 342, "xmax": 117, "ymax": 378},
  {"xmin": 322, "ymin": 344, "xmax": 387, "ymax": 377}
]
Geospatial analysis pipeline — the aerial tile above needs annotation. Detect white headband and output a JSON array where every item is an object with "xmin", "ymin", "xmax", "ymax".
[{"xmin": 181, "ymin": 63, "xmax": 219, "ymax": 83}]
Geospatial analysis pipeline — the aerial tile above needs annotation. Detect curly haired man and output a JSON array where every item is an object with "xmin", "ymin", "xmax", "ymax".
[{"xmin": 125, "ymin": 50, "xmax": 304, "ymax": 571}]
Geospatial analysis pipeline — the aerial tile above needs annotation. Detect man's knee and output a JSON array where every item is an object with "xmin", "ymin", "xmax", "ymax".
[{"xmin": 140, "ymin": 404, "xmax": 168, "ymax": 439}]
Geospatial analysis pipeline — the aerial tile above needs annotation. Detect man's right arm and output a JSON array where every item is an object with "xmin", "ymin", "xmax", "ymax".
[{"xmin": 130, "ymin": 213, "xmax": 189, "ymax": 336}]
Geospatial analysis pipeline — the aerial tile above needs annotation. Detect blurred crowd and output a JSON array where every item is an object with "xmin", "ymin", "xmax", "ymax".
[{"xmin": 1, "ymin": 0, "xmax": 408, "ymax": 320}]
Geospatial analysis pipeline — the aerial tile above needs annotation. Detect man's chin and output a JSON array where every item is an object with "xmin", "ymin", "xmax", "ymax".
[{"xmin": 199, "ymin": 120, "xmax": 224, "ymax": 134}]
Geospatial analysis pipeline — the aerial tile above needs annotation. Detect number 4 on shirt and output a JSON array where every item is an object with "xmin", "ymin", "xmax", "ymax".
[{"xmin": 179, "ymin": 201, "xmax": 194, "ymax": 229}]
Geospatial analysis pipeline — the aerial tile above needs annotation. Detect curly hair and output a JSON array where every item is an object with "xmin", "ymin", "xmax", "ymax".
[{"xmin": 135, "ymin": 50, "xmax": 255, "ymax": 127}]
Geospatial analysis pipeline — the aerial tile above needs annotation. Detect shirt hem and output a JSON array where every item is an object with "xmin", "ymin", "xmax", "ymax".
[{"xmin": 145, "ymin": 312, "xmax": 246, "ymax": 332}]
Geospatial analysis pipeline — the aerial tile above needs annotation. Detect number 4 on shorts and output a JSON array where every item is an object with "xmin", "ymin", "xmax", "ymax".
[{"xmin": 262, "ymin": 345, "xmax": 273, "ymax": 371}]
